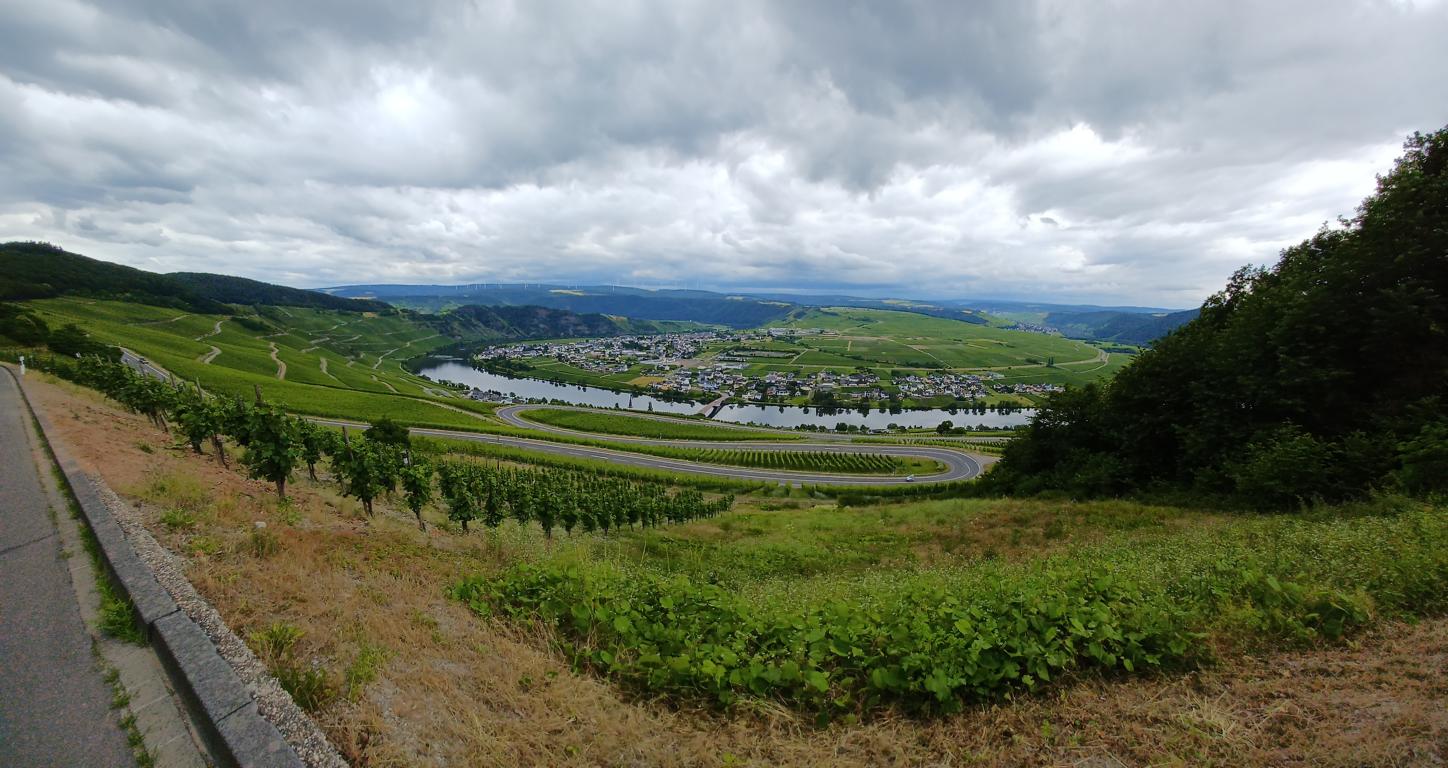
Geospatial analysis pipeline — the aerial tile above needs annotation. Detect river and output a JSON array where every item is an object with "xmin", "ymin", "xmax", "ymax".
[{"xmin": 418, "ymin": 361, "xmax": 1035, "ymax": 430}]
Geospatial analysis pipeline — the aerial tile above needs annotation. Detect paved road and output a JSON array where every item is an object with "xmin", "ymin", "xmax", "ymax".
[
  {"xmin": 316, "ymin": 417, "xmax": 986, "ymax": 486},
  {"xmin": 0, "ymin": 368, "xmax": 136, "ymax": 767}
]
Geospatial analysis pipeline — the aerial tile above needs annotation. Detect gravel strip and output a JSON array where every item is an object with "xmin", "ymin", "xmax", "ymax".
[{"xmin": 94, "ymin": 480, "xmax": 347, "ymax": 768}]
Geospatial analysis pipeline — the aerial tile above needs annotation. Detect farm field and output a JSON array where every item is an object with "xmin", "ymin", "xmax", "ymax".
[
  {"xmin": 775, "ymin": 307, "xmax": 1098, "ymax": 368},
  {"xmin": 30, "ymin": 370, "xmax": 1446, "ymax": 767}
]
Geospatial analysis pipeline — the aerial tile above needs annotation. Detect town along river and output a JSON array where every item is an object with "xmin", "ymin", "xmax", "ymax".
[{"xmin": 417, "ymin": 361, "xmax": 1036, "ymax": 431}]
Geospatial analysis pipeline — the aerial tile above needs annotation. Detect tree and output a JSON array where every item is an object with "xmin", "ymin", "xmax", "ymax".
[
  {"xmin": 984, "ymin": 126, "xmax": 1448, "ymax": 507},
  {"xmin": 399, "ymin": 456, "xmax": 434, "ymax": 530},
  {"xmin": 294, "ymin": 419, "xmax": 337, "ymax": 481},
  {"xmin": 364, "ymin": 416, "xmax": 410, "ymax": 448},
  {"xmin": 481, "ymin": 491, "xmax": 505, "ymax": 529},
  {"xmin": 436, "ymin": 461, "xmax": 478, "ymax": 531},
  {"xmin": 330, "ymin": 433, "xmax": 399, "ymax": 516},
  {"xmin": 172, "ymin": 385, "xmax": 217, "ymax": 455},
  {"xmin": 936, "ymin": 420, "xmax": 954, "ymax": 435},
  {"xmin": 239, "ymin": 406, "xmax": 303, "ymax": 499}
]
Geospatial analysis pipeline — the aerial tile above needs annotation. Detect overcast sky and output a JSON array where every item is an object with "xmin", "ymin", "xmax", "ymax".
[{"xmin": 2, "ymin": 0, "xmax": 1445, "ymax": 307}]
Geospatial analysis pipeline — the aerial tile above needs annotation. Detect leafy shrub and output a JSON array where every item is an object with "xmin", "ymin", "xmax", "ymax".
[
  {"xmin": 455, "ymin": 503, "xmax": 1448, "ymax": 717},
  {"xmin": 160, "ymin": 507, "xmax": 196, "ymax": 530},
  {"xmin": 276, "ymin": 664, "xmax": 335, "ymax": 712},
  {"xmin": 1395, "ymin": 420, "xmax": 1448, "ymax": 494},
  {"xmin": 248, "ymin": 621, "xmax": 336, "ymax": 712},
  {"xmin": 1226, "ymin": 425, "xmax": 1336, "ymax": 507},
  {"xmin": 249, "ymin": 526, "xmax": 279, "ymax": 558}
]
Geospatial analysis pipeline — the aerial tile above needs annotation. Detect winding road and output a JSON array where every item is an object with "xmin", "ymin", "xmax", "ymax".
[
  {"xmin": 114, "ymin": 351, "xmax": 989, "ymax": 486},
  {"xmin": 318, "ymin": 415, "xmax": 987, "ymax": 486},
  {"xmin": 455, "ymin": 404, "xmax": 988, "ymax": 485}
]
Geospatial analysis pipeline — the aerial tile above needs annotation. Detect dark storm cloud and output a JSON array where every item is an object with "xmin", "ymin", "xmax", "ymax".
[{"xmin": 0, "ymin": 0, "xmax": 1445, "ymax": 306}]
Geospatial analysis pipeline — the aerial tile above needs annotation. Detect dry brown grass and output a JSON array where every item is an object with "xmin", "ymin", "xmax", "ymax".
[{"xmin": 25, "ymin": 372, "xmax": 1448, "ymax": 767}]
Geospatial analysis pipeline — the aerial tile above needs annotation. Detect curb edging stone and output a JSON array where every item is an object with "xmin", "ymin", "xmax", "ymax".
[{"xmin": 3, "ymin": 365, "xmax": 305, "ymax": 768}]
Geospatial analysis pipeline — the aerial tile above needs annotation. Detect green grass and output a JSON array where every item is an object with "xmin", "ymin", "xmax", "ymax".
[
  {"xmin": 518, "ymin": 408, "xmax": 802, "ymax": 441},
  {"xmin": 455, "ymin": 494, "xmax": 1448, "ymax": 716}
]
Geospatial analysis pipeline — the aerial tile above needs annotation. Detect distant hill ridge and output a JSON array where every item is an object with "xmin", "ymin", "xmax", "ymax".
[
  {"xmin": 167, "ymin": 271, "xmax": 392, "ymax": 312},
  {"xmin": 1, "ymin": 241, "xmax": 231, "ymax": 313},
  {"xmin": 427, "ymin": 304, "xmax": 665, "ymax": 340},
  {"xmin": 0, "ymin": 242, "xmax": 661, "ymax": 345},
  {"xmin": 0, "ymin": 242, "xmax": 387, "ymax": 313},
  {"xmin": 324, "ymin": 283, "xmax": 795, "ymax": 328},
  {"xmin": 328, "ymin": 282, "xmax": 1196, "ymax": 342}
]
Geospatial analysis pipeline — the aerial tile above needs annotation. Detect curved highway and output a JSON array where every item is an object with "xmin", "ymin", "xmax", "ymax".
[{"xmin": 440, "ymin": 404, "xmax": 991, "ymax": 485}]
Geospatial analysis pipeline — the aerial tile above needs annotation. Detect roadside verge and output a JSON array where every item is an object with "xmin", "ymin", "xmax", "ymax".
[{"xmin": 3, "ymin": 365, "xmax": 320, "ymax": 768}]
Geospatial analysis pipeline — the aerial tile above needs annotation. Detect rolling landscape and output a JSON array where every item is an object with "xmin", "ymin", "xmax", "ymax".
[
  {"xmin": 1, "ymin": 4, "xmax": 1445, "ymax": 768},
  {"xmin": 4, "ymin": 130, "xmax": 1447, "ymax": 765}
]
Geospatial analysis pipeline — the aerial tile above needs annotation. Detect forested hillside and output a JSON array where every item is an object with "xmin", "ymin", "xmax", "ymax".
[
  {"xmin": 985, "ymin": 127, "xmax": 1448, "ymax": 505},
  {"xmin": 427, "ymin": 304, "xmax": 663, "ymax": 340},
  {"xmin": 1043, "ymin": 308, "xmax": 1199, "ymax": 345},
  {"xmin": 325, "ymin": 283, "xmax": 794, "ymax": 327},
  {"xmin": 167, "ymin": 272, "xmax": 391, "ymax": 312},
  {"xmin": 0, "ymin": 242, "xmax": 229, "ymax": 313}
]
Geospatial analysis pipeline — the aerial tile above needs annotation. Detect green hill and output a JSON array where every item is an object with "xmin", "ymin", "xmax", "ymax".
[
  {"xmin": 167, "ymin": 272, "xmax": 391, "ymax": 312},
  {"xmin": 0, "ymin": 241, "xmax": 230, "ymax": 313}
]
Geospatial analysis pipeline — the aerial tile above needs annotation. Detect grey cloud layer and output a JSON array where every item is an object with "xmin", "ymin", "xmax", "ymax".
[{"xmin": 1, "ymin": 0, "xmax": 1445, "ymax": 305}]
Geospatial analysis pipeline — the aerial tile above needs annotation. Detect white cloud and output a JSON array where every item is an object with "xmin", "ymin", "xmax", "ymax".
[{"xmin": 1, "ymin": 0, "xmax": 1446, "ymax": 306}]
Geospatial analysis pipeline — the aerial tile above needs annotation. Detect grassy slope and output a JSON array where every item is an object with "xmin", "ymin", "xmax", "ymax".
[
  {"xmin": 24, "ymin": 297, "xmax": 499, "ymax": 429},
  {"xmin": 31, "ymin": 374, "xmax": 1448, "ymax": 766}
]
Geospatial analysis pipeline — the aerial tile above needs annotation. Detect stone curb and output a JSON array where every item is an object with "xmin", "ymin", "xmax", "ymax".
[{"xmin": 3, "ymin": 366, "xmax": 305, "ymax": 768}]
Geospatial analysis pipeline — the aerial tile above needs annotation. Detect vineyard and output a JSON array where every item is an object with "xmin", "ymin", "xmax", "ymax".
[
  {"xmin": 436, "ymin": 461, "xmax": 731, "ymax": 536},
  {"xmin": 666, "ymin": 448, "xmax": 925, "ymax": 475},
  {"xmin": 517, "ymin": 407, "xmax": 800, "ymax": 441},
  {"xmin": 30, "ymin": 353, "xmax": 731, "ymax": 531}
]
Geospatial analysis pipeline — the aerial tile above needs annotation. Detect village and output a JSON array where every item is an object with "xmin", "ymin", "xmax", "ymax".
[{"xmin": 470, "ymin": 330, "xmax": 1065, "ymax": 406}]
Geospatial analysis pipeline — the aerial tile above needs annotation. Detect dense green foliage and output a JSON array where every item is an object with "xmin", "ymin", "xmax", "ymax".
[
  {"xmin": 987, "ymin": 128, "xmax": 1448, "ymax": 506},
  {"xmin": 1043, "ymin": 309, "xmax": 1198, "ymax": 345},
  {"xmin": 166, "ymin": 272, "xmax": 392, "ymax": 312},
  {"xmin": 455, "ymin": 498, "xmax": 1446, "ymax": 717},
  {"xmin": 1, "ymin": 242, "xmax": 229, "ymax": 312},
  {"xmin": 331, "ymin": 435, "xmax": 401, "ymax": 516},
  {"xmin": 239, "ymin": 402, "xmax": 305, "ymax": 498},
  {"xmin": 428, "ymin": 303, "xmax": 666, "ymax": 340}
]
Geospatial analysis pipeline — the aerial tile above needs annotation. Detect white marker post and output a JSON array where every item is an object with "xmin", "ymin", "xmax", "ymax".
[{"xmin": 18, "ymin": 355, "xmax": 24, "ymax": 377}]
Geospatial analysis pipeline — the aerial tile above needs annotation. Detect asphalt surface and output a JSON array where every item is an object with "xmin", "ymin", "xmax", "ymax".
[{"xmin": 0, "ymin": 368, "xmax": 136, "ymax": 767}]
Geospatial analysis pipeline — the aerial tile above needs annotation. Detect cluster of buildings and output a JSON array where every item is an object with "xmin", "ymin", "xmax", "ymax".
[
  {"xmin": 476, "ymin": 331, "xmax": 746, "ymax": 375},
  {"xmin": 895, "ymin": 371, "xmax": 1001, "ymax": 400},
  {"xmin": 992, "ymin": 381, "xmax": 1066, "ymax": 396}
]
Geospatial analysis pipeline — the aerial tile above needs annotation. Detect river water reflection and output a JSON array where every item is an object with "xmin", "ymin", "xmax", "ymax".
[{"xmin": 418, "ymin": 361, "xmax": 1035, "ymax": 430}]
